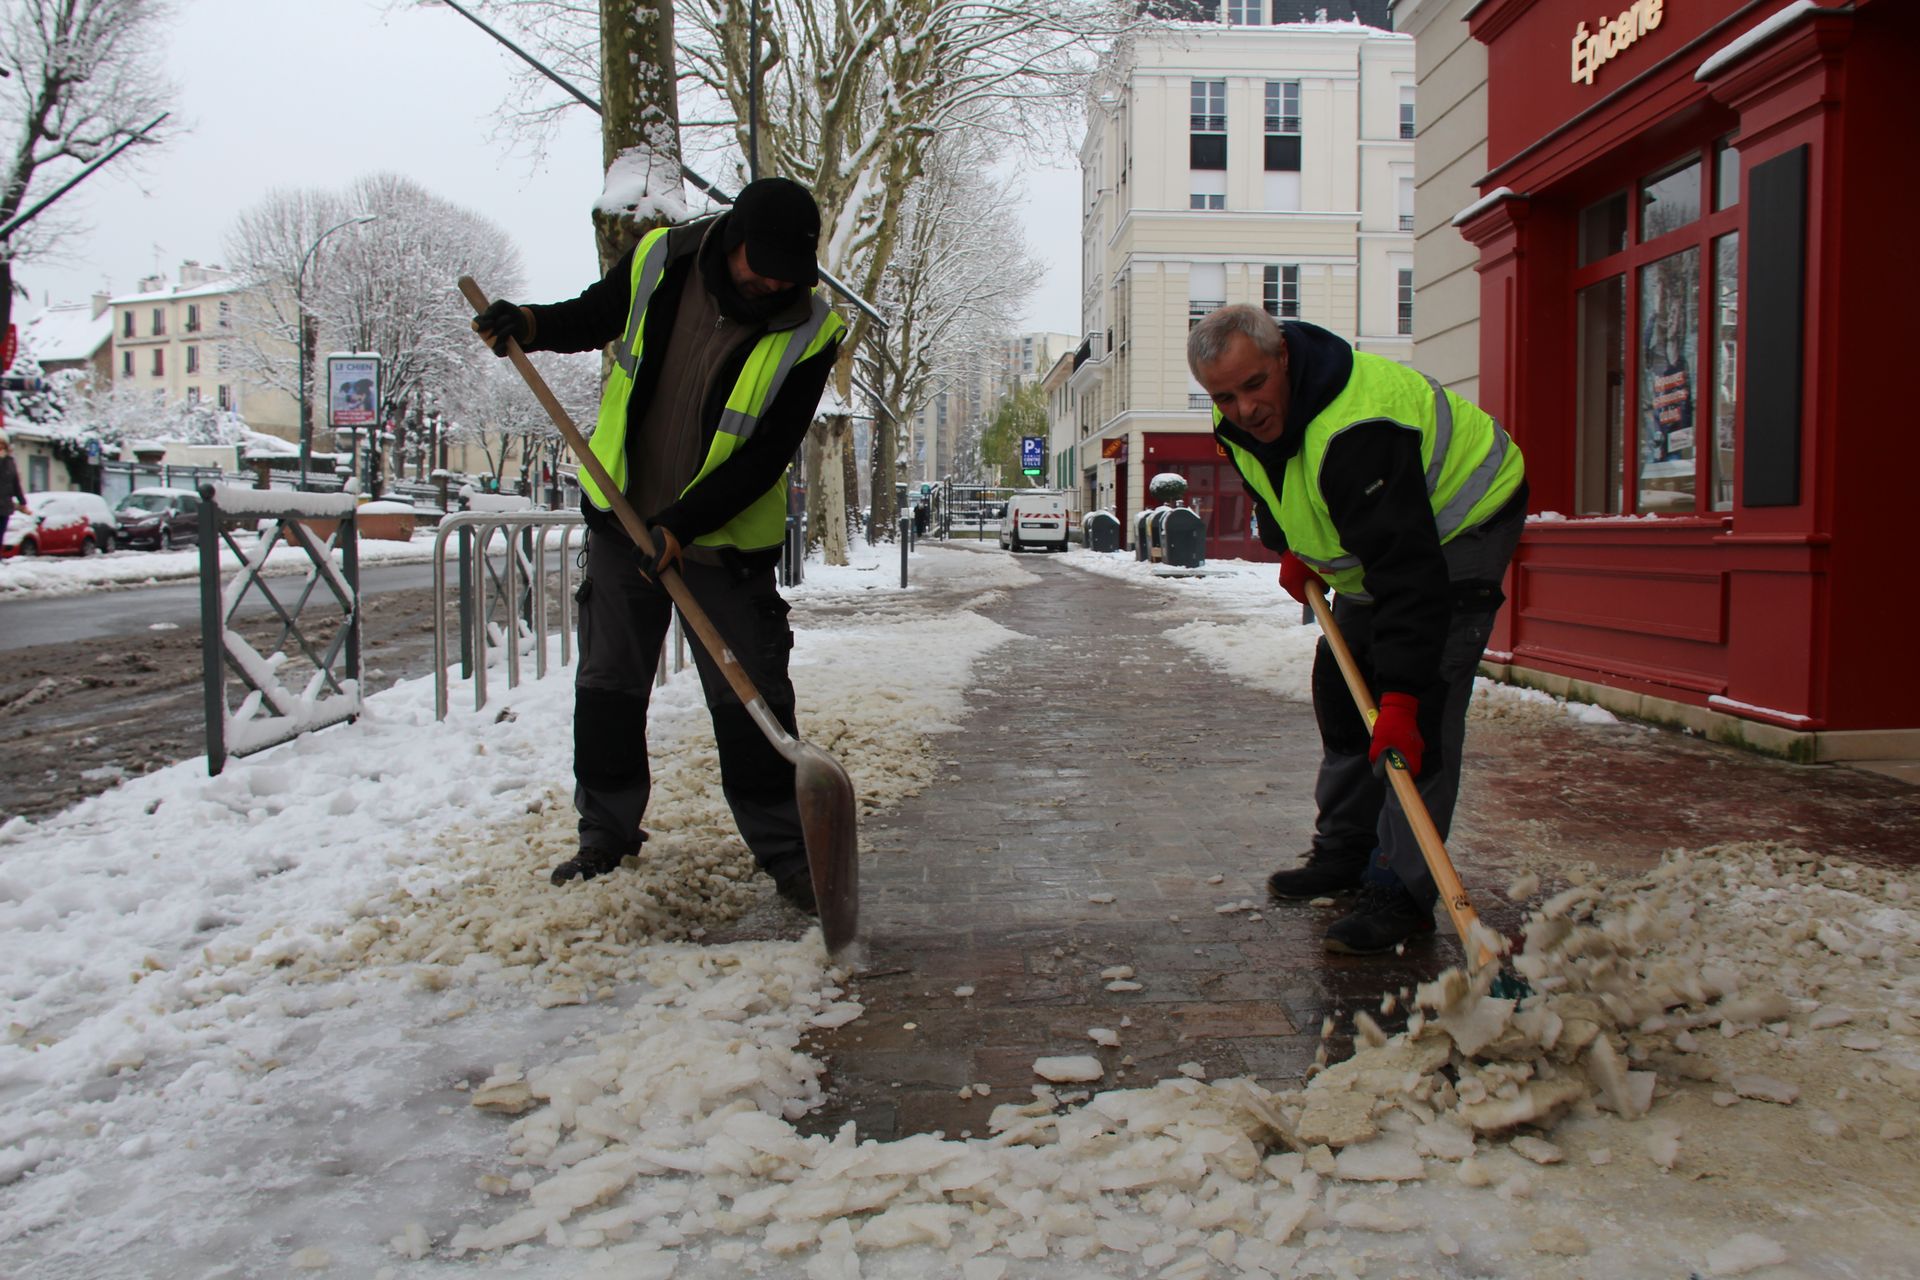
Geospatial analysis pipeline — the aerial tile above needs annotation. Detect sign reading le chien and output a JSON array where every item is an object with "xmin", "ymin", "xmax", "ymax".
[{"xmin": 1572, "ymin": 0, "xmax": 1663, "ymax": 86}]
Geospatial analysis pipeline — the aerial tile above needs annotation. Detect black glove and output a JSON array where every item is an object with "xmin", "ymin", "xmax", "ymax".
[
  {"xmin": 633, "ymin": 525, "xmax": 683, "ymax": 583},
  {"xmin": 472, "ymin": 300, "xmax": 529, "ymax": 356}
]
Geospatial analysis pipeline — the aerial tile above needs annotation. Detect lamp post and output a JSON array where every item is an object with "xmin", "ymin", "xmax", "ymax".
[{"xmin": 295, "ymin": 213, "xmax": 377, "ymax": 489}]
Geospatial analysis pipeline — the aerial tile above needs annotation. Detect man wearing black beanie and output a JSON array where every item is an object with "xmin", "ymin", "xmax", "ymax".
[{"xmin": 472, "ymin": 178, "xmax": 844, "ymax": 911}]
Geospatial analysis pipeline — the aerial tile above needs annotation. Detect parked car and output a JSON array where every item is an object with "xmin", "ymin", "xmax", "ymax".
[
  {"xmin": 29, "ymin": 491, "xmax": 118, "ymax": 549},
  {"xmin": 114, "ymin": 487, "xmax": 203, "ymax": 551},
  {"xmin": 3, "ymin": 491, "xmax": 115, "ymax": 558}
]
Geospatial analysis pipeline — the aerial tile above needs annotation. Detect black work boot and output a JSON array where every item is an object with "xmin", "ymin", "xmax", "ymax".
[
  {"xmin": 550, "ymin": 846, "xmax": 629, "ymax": 885},
  {"xmin": 1266, "ymin": 849, "xmax": 1369, "ymax": 901},
  {"xmin": 1322, "ymin": 884, "xmax": 1437, "ymax": 955},
  {"xmin": 773, "ymin": 865, "xmax": 818, "ymax": 914}
]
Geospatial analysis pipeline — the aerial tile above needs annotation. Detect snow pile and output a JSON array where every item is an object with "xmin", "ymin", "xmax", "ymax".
[{"xmin": 447, "ymin": 840, "xmax": 1917, "ymax": 1276}]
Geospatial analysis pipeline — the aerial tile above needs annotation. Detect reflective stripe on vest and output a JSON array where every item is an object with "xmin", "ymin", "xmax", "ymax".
[
  {"xmin": 581, "ymin": 227, "xmax": 846, "ymax": 551},
  {"xmin": 1216, "ymin": 353, "xmax": 1524, "ymax": 600}
]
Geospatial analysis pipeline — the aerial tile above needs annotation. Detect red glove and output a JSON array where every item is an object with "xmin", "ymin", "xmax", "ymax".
[
  {"xmin": 1369, "ymin": 691, "xmax": 1424, "ymax": 776},
  {"xmin": 1277, "ymin": 551, "xmax": 1325, "ymax": 605}
]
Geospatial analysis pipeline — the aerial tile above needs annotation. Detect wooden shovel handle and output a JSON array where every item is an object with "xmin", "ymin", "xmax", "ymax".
[
  {"xmin": 456, "ymin": 275, "xmax": 765, "ymax": 711},
  {"xmin": 1304, "ymin": 580, "xmax": 1495, "ymax": 970}
]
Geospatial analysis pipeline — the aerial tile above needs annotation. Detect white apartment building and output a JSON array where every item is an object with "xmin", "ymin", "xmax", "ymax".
[
  {"xmin": 1069, "ymin": 5, "xmax": 1413, "ymax": 555},
  {"xmin": 110, "ymin": 262, "xmax": 298, "ymax": 439}
]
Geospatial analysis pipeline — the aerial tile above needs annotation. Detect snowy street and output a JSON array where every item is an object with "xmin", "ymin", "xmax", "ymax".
[{"xmin": 2, "ymin": 541, "xmax": 1916, "ymax": 1279}]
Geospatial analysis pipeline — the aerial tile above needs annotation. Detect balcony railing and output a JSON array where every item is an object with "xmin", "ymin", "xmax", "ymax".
[
  {"xmin": 1400, "ymin": 122, "xmax": 1416, "ymax": 139},
  {"xmin": 1188, "ymin": 393, "xmax": 1212, "ymax": 411},
  {"xmin": 1399, "ymin": 214, "xmax": 1415, "ymax": 231}
]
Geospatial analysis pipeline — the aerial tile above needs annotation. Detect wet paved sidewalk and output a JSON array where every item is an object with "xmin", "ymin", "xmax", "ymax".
[{"xmin": 788, "ymin": 550, "xmax": 1920, "ymax": 1141}]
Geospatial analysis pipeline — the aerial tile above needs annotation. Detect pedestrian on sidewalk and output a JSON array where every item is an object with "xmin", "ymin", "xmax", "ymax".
[
  {"xmin": 471, "ymin": 178, "xmax": 845, "ymax": 908},
  {"xmin": 0, "ymin": 432, "xmax": 29, "ymax": 556},
  {"xmin": 1190, "ymin": 305, "xmax": 1527, "ymax": 954}
]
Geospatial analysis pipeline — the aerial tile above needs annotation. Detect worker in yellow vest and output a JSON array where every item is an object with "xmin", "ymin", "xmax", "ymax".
[
  {"xmin": 473, "ymin": 178, "xmax": 845, "ymax": 908},
  {"xmin": 1190, "ymin": 305, "xmax": 1527, "ymax": 955}
]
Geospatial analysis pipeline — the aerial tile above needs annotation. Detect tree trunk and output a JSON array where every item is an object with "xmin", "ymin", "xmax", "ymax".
[
  {"xmin": 594, "ymin": 0, "xmax": 683, "ymax": 273},
  {"xmin": 817, "ymin": 415, "xmax": 851, "ymax": 567},
  {"xmin": 803, "ymin": 426, "xmax": 827, "ymax": 556},
  {"xmin": 868, "ymin": 410, "xmax": 900, "ymax": 541},
  {"xmin": 842, "ymin": 425, "xmax": 861, "ymax": 546}
]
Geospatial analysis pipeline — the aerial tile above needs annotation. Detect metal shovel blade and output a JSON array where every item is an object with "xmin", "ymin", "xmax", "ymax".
[{"xmin": 795, "ymin": 741, "xmax": 859, "ymax": 954}]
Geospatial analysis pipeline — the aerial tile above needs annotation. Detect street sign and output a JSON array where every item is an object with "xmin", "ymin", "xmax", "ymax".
[{"xmin": 1020, "ymin": 435, "xmax": 1044, "ymax": 477}]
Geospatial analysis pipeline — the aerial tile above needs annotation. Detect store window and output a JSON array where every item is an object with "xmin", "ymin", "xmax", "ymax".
[
  {"xmin": 1190, "ymin": 80, "xmax": 1226, "ymax": 170},
  {"xmin": 1572, "ymin": 140, "xmax": 1742, "ymax": 516}
]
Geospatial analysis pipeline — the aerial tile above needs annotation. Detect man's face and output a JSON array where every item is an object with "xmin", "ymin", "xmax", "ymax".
[
  {"xmin": 728, "ymin": 242, "xmax": 794, "ymax": 299},
  {"xmin": 1196, "ymin": 332, "xmax": 1289, "ymax": 444}
]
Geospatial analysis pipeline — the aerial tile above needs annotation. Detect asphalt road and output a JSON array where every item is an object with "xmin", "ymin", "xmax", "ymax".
[{"xmin": 0, "ymin": 560, "xmax": 448, "ymax": 651}]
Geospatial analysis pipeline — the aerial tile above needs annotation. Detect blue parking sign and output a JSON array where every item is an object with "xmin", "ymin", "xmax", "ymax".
[{"xmin": 1020, "ymin": 436, "xmax": 1044, "ymax": 476}]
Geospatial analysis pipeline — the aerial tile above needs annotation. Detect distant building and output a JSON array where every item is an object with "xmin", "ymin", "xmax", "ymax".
[
  {"xmin": 911, "ymin": 331, "xmax": 1079, "ymax": 485},
  {"xmin": 108, "ymin": 261, "xmax": 297, "ymax": 440},
  {"xmin": 20, "ymin": 296, "xmax": 115, "ymax": 393},
  {"xmin": 1072, "ymin": 8, "xmax": 1412, "ymax": 555}
]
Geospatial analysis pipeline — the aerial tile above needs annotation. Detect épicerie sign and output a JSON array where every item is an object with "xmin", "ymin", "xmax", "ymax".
[{"xmin": 1572, "ymin": 0, "xmax": 1664, "ymax": 86}]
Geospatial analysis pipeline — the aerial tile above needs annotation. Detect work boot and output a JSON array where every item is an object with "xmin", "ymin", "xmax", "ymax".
[
  {"xmin": 774, "ymin": 866, "xmax": 818, "ymax": 914},
  {"xmin": 550, "ymin": 845, "xmax": 629, "ymax": 885},
  {"xmin": 1322, "ymin": 884, "xmax": 1437, "ymax": 955},
  {"xmin": 1266, "ymin": 849, "xmax": 1369, "ymax": 901}
]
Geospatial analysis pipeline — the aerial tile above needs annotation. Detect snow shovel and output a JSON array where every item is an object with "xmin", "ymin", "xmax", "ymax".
[
  {"xmin": 458, "ymin": 276, "xmax": 859, "ymax": 955},
  {"xmin": 1302, "ymin": 579, "xmax": 1520, "ymax": 990}
]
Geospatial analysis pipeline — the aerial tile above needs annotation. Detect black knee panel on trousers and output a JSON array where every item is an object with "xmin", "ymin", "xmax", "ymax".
[
  {"xmin": 710, "ymin": 700, "xmax": 798, "ymax": 797},
  {"xmin": 574, "ymin": 686, "xmax": 649, "ymax": 792},
  {"xmin": 1312, "ymin": 639, "xmax": 1372, "ymax": 755}
]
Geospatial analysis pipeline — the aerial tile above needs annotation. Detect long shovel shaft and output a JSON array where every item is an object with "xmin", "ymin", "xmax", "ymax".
[
  {"xmin": 1304, "ymin": 581, "xmax": 1495, "ymax": 971},
  {"xmin": 456, "ymin": 276, "xmax": 779, "ymax": 733}
]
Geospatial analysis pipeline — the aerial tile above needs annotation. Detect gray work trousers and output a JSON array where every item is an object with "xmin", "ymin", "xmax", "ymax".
[
  {"xmin": 571, "ymin": 530, "xmax": 805, "ymax": 881},
  {"xmin": 1308, "ymin": 501, "xmax": 1526, "ymax": 906}
]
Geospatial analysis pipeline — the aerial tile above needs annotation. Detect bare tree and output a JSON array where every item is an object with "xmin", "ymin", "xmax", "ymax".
[
  {"xmin": 225, "ymin": 176, "xmax": 526, "ymax": 489},
  {"xmin": 442, "ymin": 347, "xmax": 597, "ymax": 492},
  {"xmin": 0, "ymin": 0, "xmax": 175, "ymax": 337}
]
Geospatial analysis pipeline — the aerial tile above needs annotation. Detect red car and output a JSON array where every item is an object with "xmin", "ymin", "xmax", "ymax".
[{"xmin": 2, "ymin": 492, "xmax": 112, "ymax": 558}]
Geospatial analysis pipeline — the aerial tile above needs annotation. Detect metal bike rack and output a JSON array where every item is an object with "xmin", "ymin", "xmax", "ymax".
[{"xmin": 432, "ymin": 510, "xmax": 584, "ymax": 720}]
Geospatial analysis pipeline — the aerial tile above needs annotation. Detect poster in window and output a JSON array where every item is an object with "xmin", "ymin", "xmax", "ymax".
[{"xmin": 1636, "ymin": 248, "xmax": 1698, "ymax": 509}]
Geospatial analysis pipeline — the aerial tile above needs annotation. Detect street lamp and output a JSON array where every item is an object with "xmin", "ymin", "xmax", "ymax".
[{"xmin": 295, "ymin": 212, "xmax": 378, "ymax": 489}]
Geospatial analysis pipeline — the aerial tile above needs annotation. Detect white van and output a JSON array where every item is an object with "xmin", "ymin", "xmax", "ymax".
[{"xmin": 998, "ymin": 491, "xmax": 1070, "ymax": 552}]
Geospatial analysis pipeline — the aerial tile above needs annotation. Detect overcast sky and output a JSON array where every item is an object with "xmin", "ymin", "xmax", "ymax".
[{"xmin": 18, "ymin": 0, "xmax": 1084, "ymax": 337}]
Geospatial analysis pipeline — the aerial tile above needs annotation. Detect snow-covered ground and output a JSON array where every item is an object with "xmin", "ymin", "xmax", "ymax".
[{"xmin": 2, "ymin": 541, "xmax": 1913, "ymax": 1279}]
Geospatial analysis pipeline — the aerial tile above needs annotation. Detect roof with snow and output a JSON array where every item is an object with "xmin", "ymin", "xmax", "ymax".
[
  {"xmin": 20, "ymin": 304, "xmax": 113, "ymax": 365},
  {"xmin": 111, "ymin": 277, "xmax": 247, "ymax": 305}
]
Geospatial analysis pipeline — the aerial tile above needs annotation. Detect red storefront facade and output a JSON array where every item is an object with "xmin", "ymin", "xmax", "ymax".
[
  {"xmin": 1132, "ymin": 431, "xmax": 1280, "ymax": 565},
  {"xmin": 1460, "ymin": 0, "xmax": 1915, "ymax": 758}
]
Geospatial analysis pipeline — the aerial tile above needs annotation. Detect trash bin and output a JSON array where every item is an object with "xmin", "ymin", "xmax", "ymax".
[
  {"xmin": 1084, "ymin": 510, "xmax": 1121, "ymax": 553},
  {"xmin": 1161, "ymin": 507, "xmax": 1206, "ymax": 568},
  {"xmin": 1134, "ymin": 509, "xmax": 1155, "ymax": 561},
  {"xmin": 1147, "ymin": 507, "xmax": 1173, "ymax": 562}
]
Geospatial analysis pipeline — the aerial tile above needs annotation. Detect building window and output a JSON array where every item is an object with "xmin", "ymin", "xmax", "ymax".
[
  {"xmin": 1572, "ymin": 145, "xmax": 1742, "ymax": 516},
  {"xmin": 1399, "ymin": 88, "xmax": 1416, "ymax": 140},
  {"xmin": 1189, "ymin": 168, "xmax": 1226, "ymax": 211},
  {"xmin": 122, "ymin": 312, "xmax": 134, "ymax": 338},
  {"xmin": 1227, "ymin": 0, "xmax": 1260, "ymax": 22},
  {"xmin": 1264, "ymin": 81, "xmax": 1301, "ymax": 172},
  {"xmin": 1190, "ymin": 79, "xmax": 1226, "ymax": 170},
  {"xmin": 218, "ymin": 384, "xmax": 232, "ymax": 410},
  {"xmin": 151, "ymin": 307, "xmax": 165, "ymax": 336},
  {"xmin": 186, "ymin": 345, "xmax": 199, "ymax": 374},
  {"xmin": 219, "ymin": 299, "xmax": 231, "ymax": 329},
  {"xmin": 1396, "ymin": 270, "xmax": 1414, "ymax": 336},
  {"xmin": 122, "ymin": 350, "xmax": 133, "ymax": 376},
  {"xmin": 1263, "ymin": 265, "xmax": 1300, "ymax": 319},
  {"xmin": 186, "ymin": 303, "xmax": 200, "ymax": 333},
  {"xmin": 152, "ymin": 348, "xmax": 165, "ymax": 376},
  {"xmin": 1398, "ymin": 176, "xmax": 1415, "ymax": 233},
  {"xmin": 187, "ymin": 386, "xmax": 201, "ymax": 406},
  {"xmin": 1189, "ymin": 262, "xmax": 1226, "ymax": 332}
]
